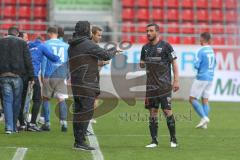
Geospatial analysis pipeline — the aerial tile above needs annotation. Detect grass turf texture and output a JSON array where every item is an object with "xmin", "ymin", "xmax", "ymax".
[{"xmin": 0, "ymin": 100, "xmax": 239, "ymax": 160}]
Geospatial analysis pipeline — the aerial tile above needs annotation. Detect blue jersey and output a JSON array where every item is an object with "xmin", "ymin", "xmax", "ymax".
[
  {"xmin": 29, "ymin": 39, "xmax": 59, "ymax": 77},
  {"xmin": 194, "ymin": 45, "xmax": 216, "ymax": 81},
  {"xmin": 41, "ymin": 38, "xmax": 69, "ymax": 78}
]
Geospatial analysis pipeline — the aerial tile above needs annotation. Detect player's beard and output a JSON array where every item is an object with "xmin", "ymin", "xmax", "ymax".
[{"xmin": 147, "ymin": 35, "xmax": 156, "ymax": 42}]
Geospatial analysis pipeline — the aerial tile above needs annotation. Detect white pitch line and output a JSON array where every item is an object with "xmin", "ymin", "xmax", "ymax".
[
  {"xmin": 88, "ymin": 124, "xmax": 104, "ymax": 160},
  {"xmin": 12, "ymin": 147, "xmax": 28, "ymax": 160}
]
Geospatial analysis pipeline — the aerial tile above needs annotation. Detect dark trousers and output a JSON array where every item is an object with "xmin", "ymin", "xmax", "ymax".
[
  {"xmin": 73, "ymin": 96, "xmax": 95, "ymax": 144},
  {"xmin": 18, "ymin": 76, "xmax": 28, "ymax": 126},
  {"xmin": 18, "ymin": 77, "xmax": 42, "ymax": 125},
  {"xmin": 30, "ymin": 78, "xmax": 42, "ymax": 124}
]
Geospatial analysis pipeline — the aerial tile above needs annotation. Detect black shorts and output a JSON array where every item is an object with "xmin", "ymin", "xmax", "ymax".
[{"xmin": 145, "ymin": 93, "xmax": 172, "ymax": 110}]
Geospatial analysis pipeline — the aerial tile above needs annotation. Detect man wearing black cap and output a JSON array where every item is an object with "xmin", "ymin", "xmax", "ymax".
[{"xmin": 68, "ymin": 21, "xmax": 120, "ymax": 150}]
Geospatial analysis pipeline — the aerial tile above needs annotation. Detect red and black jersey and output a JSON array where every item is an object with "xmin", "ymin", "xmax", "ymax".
[{"xmin": 140, "ymin": 40, "xmax": 177, "ymax": 98}]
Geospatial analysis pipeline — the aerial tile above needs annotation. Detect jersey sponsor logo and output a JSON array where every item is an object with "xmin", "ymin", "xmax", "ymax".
[{"xmin": 157, "ymin": 47, "xmax": 162, "ymax": 54}]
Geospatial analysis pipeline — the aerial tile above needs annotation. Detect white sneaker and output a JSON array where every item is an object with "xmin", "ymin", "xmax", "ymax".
[
  {"xmin": 38, "ymin": 116, "xmax": 45, "ymax": 124},
  {"xmin": 170, "ymin": 142, "xmax": 178, "ymax": 148},
  {"xmin": 196, "ymin": 117, "xmax": 210, "ymax": 128},
  {"xmin": 90, "ymin": 119, "xmax": 97, "ymax": 124},
  {"xmin": 145, "ymin": 143, "xmax": 157, "ymax": 148},
  {"xmin": 201, "ymin": 124, "xmax": 208, "ymax": 129}
]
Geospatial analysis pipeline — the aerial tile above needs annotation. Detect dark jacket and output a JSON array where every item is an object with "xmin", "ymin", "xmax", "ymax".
[
  {"xmin": 68, "ymin": 36, "xmax": 117, "ymax": 97},
  {"xmin": 0, "ymin": 35, "xmax": 34, "ymax": 80}
]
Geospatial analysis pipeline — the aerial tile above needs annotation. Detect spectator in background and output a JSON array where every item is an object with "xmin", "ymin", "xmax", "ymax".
[{"xmin": 0, "ymin": 26, "xmax": 34, "ymax": 134}]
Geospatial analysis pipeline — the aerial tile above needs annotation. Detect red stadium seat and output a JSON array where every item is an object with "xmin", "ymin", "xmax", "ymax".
[
  {"xmin": 196, "ymin": 0, "xmax": 208, "ymax": 8},
  {"xmin": 167, "ymin": 22, "xmax": 179, "ymax": 33},
  {"xmin": 122, "ymin": 35, "xmax": 135, "ymax": 43},
  {"xmin": 225, "ymin": 37, "xmax": 236, "ymax": 45},
  {"xmin": 226, "ymin": 0, "xmax": 237, "ymax": 9},
  {"xmin": 210, "ymin": 0, "xmax": 222, "ymax": 9},
  {"xmin": 19, "ymin": 0, "xmax": 32, "ymax": 5},
  {"xmin": 3, "ymin": 0, "xmax": 16, "ymax": 5},
  {"xmin": 211, "ymin": 23, "xmax": 224, "ymax": 34},
  {"xmin": 122, "ymin": 0, "xmax": 134, "ymax": 7},
  {"xmin": 19, "ymin": 6, "xmax": 31, "ymax": 19},
  {"xmin": 182, "ymin": 0, "xmax": 193, "ymax": 8},
  {"xmin": 225, "ymin": 23, "xmax": 238, "ymax": 34},
  {"xmin": 211, "ymin": 9, "xmax": 223, "ymax": 22},
  {"xmin": 122, "ymin": 8, "xmax": 134, "ymax": 20},
  {"xmin": 183, "ymin": 37, "xmax": 196, "ymax": 44},
  {"xmin": 136, "ymin": 0, "xmax": 149, "ymax": 7},
  {"xmin": 197, "ymin": 22, "xmax": 209, "ymax": 33},
  {"xmin": 182, "ymin": 22, "xmax": 195, "ymax": 34},
  {"xmin": 136, "ymin": 22, "xmax": 148, "ymax": 33},
  {"xmin": 33, "ymin": 19, "xmax": 47, "ymax": 31},
  {"xmin": 152, "ymin": 9, "xmax": 164, "ymax": 21},
  {"xmin": 197, "ymin": 9, "xmax": 208, "ymax": 22},
  {"xmin": 3, "ymin": 6, "xmax": 16, "ymax": 18},
  {"xmin": 33, "ymin": 6, "xmax": 47, "ymax": 19},
  {"xmin": 182, "ymin": 9, "xmax": 194, "ymax": 21},
  {"xmin": 137, "ymin": 35, "xmax": 148, "ymax": 44},
  {"xmin": 18, "ymin": 19, "xmax": 31, "ymax": 30},
  {"xmin": 136, "ymin": 9, "xmax": 149, "ymax": 21},
  {"xmin": 212, "ymin": 36, "xmax": 225, "ymax": 45},
  {"xmin": 167, "ymin": 9, "xmax": 179, "ymax": 21},
  {"xmin": 0, "ymin": 19, "xmax": 16, "ymax": 30},
  {"xmin": 35, "ymin": 0, "xmax": 47, "ymax": 5},
  {"xmin": 166, "ymin": 0, "xmax": 178, "ymax": 8},
  {"xmin": 122, "ymin": 22, "xmax": 135, "ymax": 33},
  {"xmin": 167, "ymin": 36, "xmax": 180, "ymax": 44},
  {"xmin": 226, "ymin": 10, "xmax": 238, "ymax": 23},
  {"xmin": 152, "ymin": 0, "xmax": 164, "ymax": 8}
]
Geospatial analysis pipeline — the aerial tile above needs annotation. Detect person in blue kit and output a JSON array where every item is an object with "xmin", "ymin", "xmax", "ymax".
[
  {"xmin": 41, "ymin": 26, "xmax": 69, "ymax": 132},
  {"xmin": 189, "ymin": 32, "xmax": 216, "ymax": 129},
  {"xmin": 23, "ymin": 37, "xmax": 60, "ymax": 131}
]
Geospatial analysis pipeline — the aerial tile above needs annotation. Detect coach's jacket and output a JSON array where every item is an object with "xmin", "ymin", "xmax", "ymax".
[
  {"xmin": 0, "ymin": 35, "xmax": 34, "ymax": 80},
  {"xmin": 68, "ymin": 35, "xmax": 117, "ymax": 97}
]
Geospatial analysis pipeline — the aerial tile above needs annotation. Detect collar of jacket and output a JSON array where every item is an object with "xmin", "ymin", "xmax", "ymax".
[{"xmin": 68, "ymin": 36, "xmax": 89, "ymax": 46}]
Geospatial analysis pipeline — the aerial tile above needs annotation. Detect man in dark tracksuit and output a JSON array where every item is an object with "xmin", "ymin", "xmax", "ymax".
[{"xmin": 68, "ymin": 21, "xmax": 119, "ymax": 150}]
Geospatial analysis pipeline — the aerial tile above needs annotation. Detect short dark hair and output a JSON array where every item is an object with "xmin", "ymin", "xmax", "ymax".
[
  {"xmin": 92, "ymin": 26, "xmax": 103, "ymax": 35},
  {"xmin": 18, "ymin": 31, "xmax": 26, "ymax": 38},
  {"xmin": 8, "ymin": 26, "xmax": 19, "ymax": 36},
  {"xmin": 47, "ymin": 26, "xmax": 58, "ymax": 34},
  {"xmin": 147, "ymin": 23, "xmax": 159, "ymax": 32},
  {"xmin": 201, "ymin": 32, "xmax": 211, "ymax": 42},
  {"xmin": 57, "ymin": 26, "xmax": 64, "ymax": 38}
]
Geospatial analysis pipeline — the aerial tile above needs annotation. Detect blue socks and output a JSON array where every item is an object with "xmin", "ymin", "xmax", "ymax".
[
  {"xmin": 42, "ymin": 100, "xmax": 50, "ymax": 124},
  {"xmin": 58, "ymin": 101, "xmax": 67, "ymax": 121},
  {"xmin": 191, "ymin": 99, "xmax": 206, "ymax": 118},
  {"xmin": 202, "ymin": 103, "xmax": 210, "ymax": 117}
]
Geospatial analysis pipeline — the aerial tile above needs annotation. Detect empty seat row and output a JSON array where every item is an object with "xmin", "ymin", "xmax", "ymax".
[
  {"xmin": 0, "ymin": 19, "xmax": 47, "ymax": 31},
  {"xmin": 122, "ymin": 22, "xmax": 238, "ymax": 35},
  {"xmin": 122, "ymin": 8, "xmax": 238, "ymax": 23},
  {"xmin": 122, "ymin": 0, "xmax": 238, "ymax": 9},
  {"xmin": 122, "ymin": 35, "xmax": 239, "ymax": 45},
  {"xmin": 0, "ymin": 6, "xmax": 47, "ymax": 19},
  {"xmin": 0, "ymin": 0, "xmax": 47, "ymax": 5}
]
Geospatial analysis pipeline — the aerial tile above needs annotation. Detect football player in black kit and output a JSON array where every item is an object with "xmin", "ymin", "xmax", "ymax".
[{"xmin": 140, "ymin": 24, "xmax": 180, "ymax": 148}]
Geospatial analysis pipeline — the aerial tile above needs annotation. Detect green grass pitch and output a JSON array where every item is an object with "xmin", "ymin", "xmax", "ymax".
[{"xmin": 0, "ymin": 100, "xmax": 239, "ymax": 160}]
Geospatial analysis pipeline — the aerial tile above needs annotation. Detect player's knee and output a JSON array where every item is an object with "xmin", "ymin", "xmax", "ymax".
[
  {"xmin": 189, "ymin": 97, "xmax": 195, "ymax": 104},
  {"xmin": 163, "ymin": 109, "xmax": 172, "ymax": 117}
]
